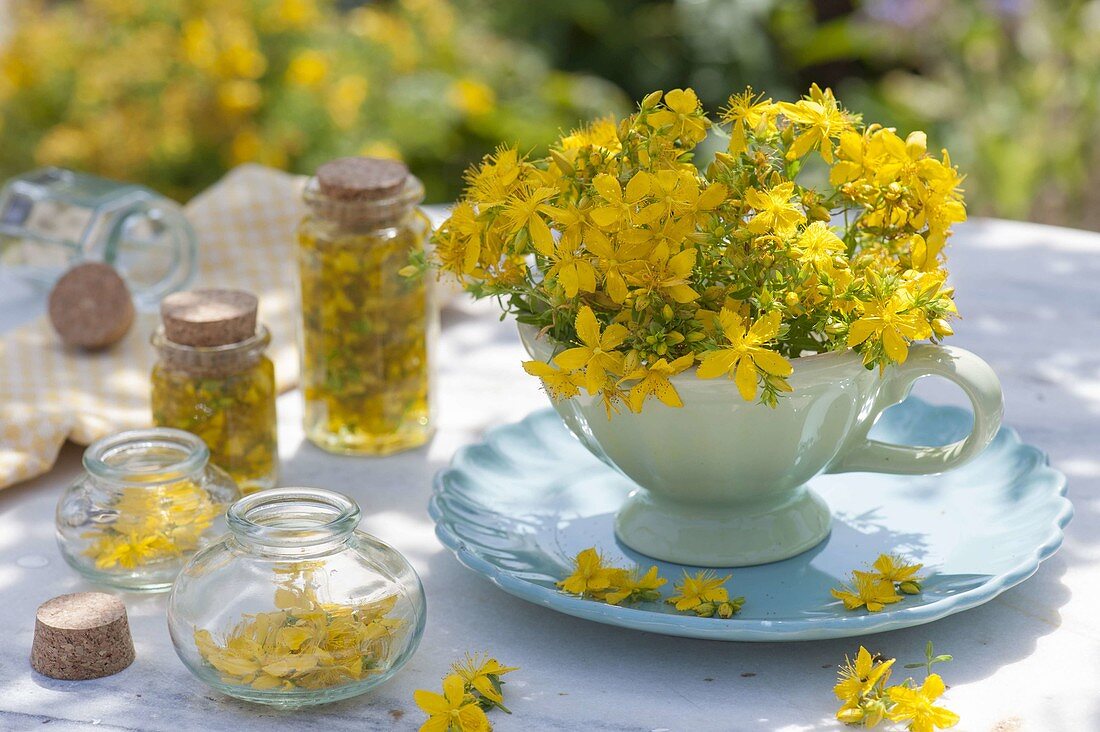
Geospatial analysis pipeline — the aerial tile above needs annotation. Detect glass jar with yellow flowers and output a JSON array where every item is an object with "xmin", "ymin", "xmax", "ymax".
[
  {"xmin": 55, "ymin": 428, "xmax": 239, "ymax": 592},
  {"xmin": 151, "ymin": 288, "xmax": 278, "ymax": 493},
  {"xmin": 297, "ymin": 157, "xmax": 435, "ymax": 455},
  {"xmin": 166, "ymin": 487, "xmax": 426, "ymax": 707}
]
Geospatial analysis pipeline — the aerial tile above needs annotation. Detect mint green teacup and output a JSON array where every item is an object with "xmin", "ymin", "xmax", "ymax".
[{"xmin": 519, "ymin": 324, "xmax": 1004, "ymax": 567}]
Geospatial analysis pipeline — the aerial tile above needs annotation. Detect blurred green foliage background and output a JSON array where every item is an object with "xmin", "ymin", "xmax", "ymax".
[{"xmin": 2, "ymin": 0, "xmax": 1099, "ymax": 228}]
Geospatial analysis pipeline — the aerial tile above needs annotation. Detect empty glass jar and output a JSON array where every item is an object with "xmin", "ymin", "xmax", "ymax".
[
  {"xmin": 166, "ymin": 487, "xmax": 426, "ymax": 707},
  {"xmin": 55, "ymin": 428, "xmax": 239, "ymax": 592}
]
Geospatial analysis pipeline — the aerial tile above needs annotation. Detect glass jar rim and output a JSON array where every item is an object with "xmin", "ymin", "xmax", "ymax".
[
  {"xmin": 83, "ymin": 427, "xmax": 210, "ymax": 485},
  {"xmin": 151, "ymin": 323, "xmax": 271, "ymax": 355},
  {"xmin": 227, "ymin": 487, "xmax": 362, "ymax": 548}
]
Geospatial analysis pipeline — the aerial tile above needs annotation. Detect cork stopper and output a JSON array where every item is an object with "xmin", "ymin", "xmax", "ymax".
[
  {"xmin": 48, "ymin": 262, "xmax": 135, "ymax": 350},
  {"xmin": 30, "ymin": 592, "xmax": 135, "ymax": 680},
  {"xmin": 160, "ymin": 288, "xmax": 258, "ymax": 347},
  {"xmin": 316, "ymin": 157, "xmax": 410, "ymax": 202}
]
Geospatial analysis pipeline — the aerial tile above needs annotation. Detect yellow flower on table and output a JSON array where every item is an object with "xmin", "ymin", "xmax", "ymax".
[
  {"xmin": 553, "ymin": 307, "xmax": 628, "ymax": 394},
  {"xmin": 414, "ymin": 674, "xmax": 490, "ymax": 732},
  {"xmin": 835, "ymin": 646, "xmax": 895, "ymax": 708},
  {"xmin": 831, "ymin": 570, "xmax": 903, "ymax": 612},
  {"xmin": 696, "ymin": 309, "xmax": 792, "ymax": 401},
  {"xmin": 604, "ymin": 565, "xmax": 667, "ymax": 606},
  {"xmin": 556, "ymin": 547, "xmax": 618, "ymax": 597},
  {"xmin": 451, "ymin": 653, "xmax": 518, "ymax": 707},
  {"xmin": 871, "ymin": 554, "xmax": 923, "ymax": 584},
  {"xmin": 886, "ymin": 673, "xmax": 960, "ymax": 732},
  {"xmin": 666, "ymin": 570, "xmax": 731, "ymax": 612}
]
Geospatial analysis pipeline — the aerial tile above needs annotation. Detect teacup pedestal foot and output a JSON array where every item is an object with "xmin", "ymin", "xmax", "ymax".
[{"xmin": 613, "ymin": 486, "xmax": 832, "ymax": 568}]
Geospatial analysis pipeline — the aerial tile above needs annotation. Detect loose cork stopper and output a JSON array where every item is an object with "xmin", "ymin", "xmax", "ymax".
[
  {"xmin": 30, "ymin": 592, "xmax": 135, "ymax": 680},
  {"xmin": 48, "ymin": 262, "xmax": 135, "ymax": 350},
  {"xmin": 316, "ymin": 157, "xmax": 409, "ymax": 202},
  {"xmin": 160, "ymin": 288, "xmax": 258, "ymax": 347}
]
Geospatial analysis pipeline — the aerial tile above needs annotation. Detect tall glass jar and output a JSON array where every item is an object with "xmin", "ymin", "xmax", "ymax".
[
  {"xmin": 167, "ymin": 488, "xmax": 426, "ymax": 708},
  {"xmin": 297, "ymin": 157, "xmax": 434, "ymax": 455},
  {"xmin": 151, "ymin": 289, "xmax": 278, "ymax": 493},
  {"xmin": 56, "ymin": 428, "xmax": 239, "ymax": 592}
]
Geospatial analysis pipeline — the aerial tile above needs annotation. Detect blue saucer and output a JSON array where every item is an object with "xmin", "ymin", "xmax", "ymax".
[{"xmin": 429, "ymin": 398, "xmax": 1071, "ymax": 641}]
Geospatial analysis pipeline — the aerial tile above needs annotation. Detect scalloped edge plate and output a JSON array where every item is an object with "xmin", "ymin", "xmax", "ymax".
[{"xmin": 430, "ymin": 398, "xmax": 1071, "ymax": 641}]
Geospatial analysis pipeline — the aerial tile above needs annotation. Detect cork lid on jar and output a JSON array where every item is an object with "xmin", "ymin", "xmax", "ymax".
[
  {"xmin": 48, "ymin": 262, "xmax": 135, "ymax": 350},
  {"xmin": 316, "ymin": 157, "xmax": 410, "ymax": 202},
  {"xmin": 160, "ymin": 288, "xmax": 258, "ymax": 347},
  {"xmin": 305, "ymin": 157, "xmax": 423, "ymax": 227}
]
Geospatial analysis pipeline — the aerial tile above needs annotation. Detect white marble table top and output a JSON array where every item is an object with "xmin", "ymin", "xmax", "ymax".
[{"xmin": 0, "ymin": 218, "xmax": 1097, "ymax": 731}]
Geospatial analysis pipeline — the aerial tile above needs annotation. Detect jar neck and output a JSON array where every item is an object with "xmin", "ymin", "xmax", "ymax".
[
  {"xmin": 301, "ymin": 174, "xmax": 425, "ymax": 231},
  {"xmin": 83, "ymin": 428, "xmax": 209, "ymax": 488},
  {"xmin": 227, "ymin": 487, "xmax": 360, "ymax": 557},
  {"xmin": 152, "ymin": 325, "xmax": 269, "ymax": 377}
]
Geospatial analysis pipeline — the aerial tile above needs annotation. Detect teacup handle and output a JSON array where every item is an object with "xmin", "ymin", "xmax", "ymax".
[{"xmin": 827, "ymin": 344, "xmax": 1004, "ymax": 475}]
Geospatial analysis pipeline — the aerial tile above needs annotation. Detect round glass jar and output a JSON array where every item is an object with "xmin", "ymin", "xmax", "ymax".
[
  {"xmin": 167, "ymin": 487, "xmax": 426, "ymax": 708},
  {"xmin": 297, "ymin": 157, "xmax": 435, "ymax": 456},
  {"xmin": 56, "ymin": 428, "xmax": 240, "ymax": 592}
]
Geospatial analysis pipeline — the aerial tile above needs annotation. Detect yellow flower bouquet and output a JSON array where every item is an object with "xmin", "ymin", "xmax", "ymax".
[{"xmin": 432, "ymin": 85, "xmax": 966, "ymax": 415}]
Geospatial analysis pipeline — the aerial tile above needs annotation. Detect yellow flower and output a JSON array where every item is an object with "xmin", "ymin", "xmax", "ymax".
[
  {"xmin": 871, "ymin": 554, "xmax": 923, "ymax": 584},
  {"xmin": 629, "ymin": 244, "xmax": 699, "ymax": 305},
  {"xmin": 414, "ymin": 674, "xmax": 490, "ymax": 732},
  {"xmin": 831, "ymin": 571, "xmax": 903, "ymax": 612},
  {"xmin": 648, "ymin": 88, "xmax": 708, "ymax": 143},
  {"xmin": 590, "ymin": 171, "xmax": 650, "ymax": 230},
  {"xmin": 501, "ymin": 186, "xmax": 556, "ymax": 256},
  {"xmin": 449, "ymin": 77, "xmax": 496, "ymax": 117},
  {"xmin": 847, "ymin": 292, "xmax": 931, "ymax": 364},
  {"xmin": 886, "ymin": 674, "xmax": 959, "ymax": 732},
  {"xmin": 522, "ymin": 361, "xmax": 581, "ymax": 401},
  {"xmin": 696, "ymin": 309, "xmax": 792, "ymax": 401},
  {"xmin": 544, "ymin": 231, "xmax": 598, "ymax": 298},
  {"xmin": 557, "ymin": 547, "xmax": 618, "ymax": 596},
  {"xmin": 622, "ymin": 353, "xmax": 694, "ymax": 412},
  {"xmin": 722, "ymin": 87, "xmax": 775, "ymax": 155},
  {"xmin": 744, "ymin": 181, "xmax": 806, "ymax": 236},
  {"xmin": 835, "ymin": 646, "xmax": 895, "ymax": 706},
  {"xmin": 553, "ymin": 306, "xmax": 628, "ymax": 394},
  {"xmin": 585, "ymin": 228, "xmax": 650, "ymax": 304},
  {"xmin": 794, "ymin": 221, "xmax": 844, "ymax": 271},
  {"xmin": 604, "ymin": 565, "xmax": 666, "ymax": 606},
  {"xmin": 667, "ymin": 570, "xmax": 731, "ymax": 612},
  {"xmin": 778, "ymin": 83, "xmax": 854, "ymax": 163},
  {"xmin": 285, "ymin": 50, "xmax": 329, "ymax": 87},
  {"xmin": 451, "ymin": 653, "xmax": 518, "ymax": 706}
]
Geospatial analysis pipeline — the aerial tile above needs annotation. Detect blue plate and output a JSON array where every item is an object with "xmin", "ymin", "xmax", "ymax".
[{"xmin": 429, "ymin": 399, "xmax": 1071, "ymax": 641}]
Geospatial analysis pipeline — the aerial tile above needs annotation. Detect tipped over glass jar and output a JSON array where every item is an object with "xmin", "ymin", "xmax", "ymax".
[
  {"xmin": 55, "ymin": 428, "xmax": 239, "ymax": 592},
  {"xmin": 166, "ymin": 487, "xmax": 426, "ymax": 707}
]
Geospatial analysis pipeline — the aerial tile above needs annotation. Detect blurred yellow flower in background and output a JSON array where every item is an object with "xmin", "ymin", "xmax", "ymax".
[{"xmin": 0, "ymin": 0, "xmax": 626, "ymax": 201}]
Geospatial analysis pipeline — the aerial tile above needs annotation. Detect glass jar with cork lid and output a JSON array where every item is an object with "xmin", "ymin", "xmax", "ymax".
[
  {"xmin": 151, "ymin": 289, "xmax": 279, "ymax": 493},
  {"xmin": 297, "ymin": 157, "xmax": 434, "ymax": 455}
]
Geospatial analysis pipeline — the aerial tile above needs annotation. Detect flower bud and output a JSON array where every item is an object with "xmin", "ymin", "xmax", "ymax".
[
  {"xmin": 662, "ymin": 304, "xmax": 674, "ymax": 320},
  {"xmin": 641, "ymin": 90, "xmax": 664, "ymax": 110},
  {"xmin": 694, "ymin": 602, "xmax": 716, "ymax": 618},
  {"xmin": 717, "ymin": 601, "xmax": 736, "ymax": 619},
  {"xmin": 686, "ymin": 331, "xmax": 705, "ymax": 343},
  {"xmin": 931, "ymin": 318, "xmax": 954, "ymax": 337},
  {"xmin": 809, "ymin": 205, "xmax": 832, "ymax": 222},
  {"xmin": 899, "ymin": 580, "xmax": 922, "ymax": 595},
  {"xmin": 784, "ymin": 291, "xmax": 800, "ymax": 308}
]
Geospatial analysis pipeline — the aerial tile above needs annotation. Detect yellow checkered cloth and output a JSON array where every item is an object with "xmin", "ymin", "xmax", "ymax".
[{"xmin": 0, "ymin": 164, "xmax": 304, "ymax": 489}]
